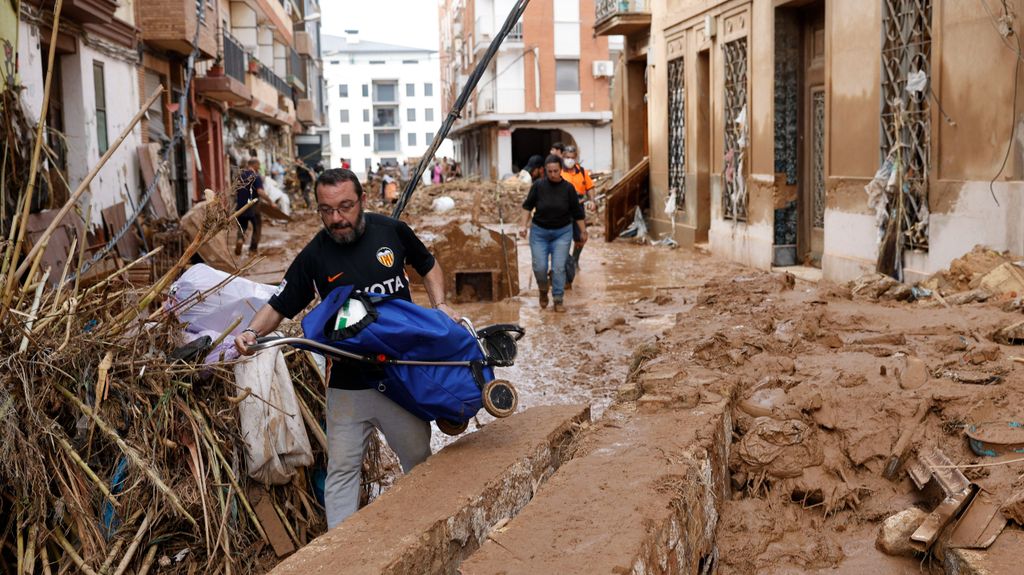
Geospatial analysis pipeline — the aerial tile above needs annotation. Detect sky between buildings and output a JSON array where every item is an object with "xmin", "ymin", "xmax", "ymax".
[{"xmin": 320, "ymin": 0, "xmax": 441, "ymax": 51}]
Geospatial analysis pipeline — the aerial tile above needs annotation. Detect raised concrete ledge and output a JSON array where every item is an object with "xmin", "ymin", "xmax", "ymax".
[
  {"xmin": 271, "ymin": 404, "xmax": 591, "ymax": 575},
  {"xmin": 460, "ymin": 392, "xmax": 732, "ymax": 575}
]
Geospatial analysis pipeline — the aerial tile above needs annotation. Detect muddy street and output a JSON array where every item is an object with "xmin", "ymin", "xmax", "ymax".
[{"xmin": 256, "ymin": 194, "xmax": 1024, "ymax": 574}]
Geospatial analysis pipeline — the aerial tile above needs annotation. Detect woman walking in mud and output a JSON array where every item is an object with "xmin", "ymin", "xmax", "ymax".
[{"xmin": 519, "ymin": 155, "xmax": 587, "ymax": 312}]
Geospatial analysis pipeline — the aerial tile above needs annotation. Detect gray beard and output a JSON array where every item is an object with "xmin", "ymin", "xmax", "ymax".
[{"xmin": 326, "ymin": 210, "xmax": 366, "ymax": 245}]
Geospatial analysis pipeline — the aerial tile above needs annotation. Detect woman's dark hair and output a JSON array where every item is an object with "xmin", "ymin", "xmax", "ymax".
[
  {"xmin": 315, "ymin": 168, "xmax": 364, "ymax": 200},
  {"xmin": 544, "ymin": 154, "xmax": 563, "ymax": 167}
]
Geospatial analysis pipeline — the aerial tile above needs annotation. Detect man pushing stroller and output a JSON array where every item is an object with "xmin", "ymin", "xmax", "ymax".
[{"xmin": 235, "ymin": 168, "xmax": 458, "ymax": 528}]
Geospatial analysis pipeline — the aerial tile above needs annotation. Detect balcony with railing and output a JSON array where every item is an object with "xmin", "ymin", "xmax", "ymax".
[
  {"xmin": 288, "ymin": 47, "xmax": 307, "ymax": 93},
  {"xmin": 138, "ymin": 0, "xmax": 217, "ymax": 58},
  {"xmin": 507, "ymin": 20, "xmax": 523, "ymax": 43},
  {"xmin": 195, "ymin": 30, "xmax": 252, "ymax": 104},
  {"xmin": 594, "ymin": 0, "xmax": 651, "ymax": 37}
]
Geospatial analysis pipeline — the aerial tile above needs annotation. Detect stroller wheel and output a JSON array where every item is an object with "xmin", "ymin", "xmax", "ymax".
[
  {"xmin": 436, "ymin": 418, "xmax": 468, "ymax": 436},
  {"xmin": 482, "ymin": 379, "xmax": 518, "ymax": 418}
]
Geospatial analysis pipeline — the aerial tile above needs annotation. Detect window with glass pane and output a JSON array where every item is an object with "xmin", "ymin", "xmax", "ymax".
[
  {"xmin": 363, "ymin": 109, "xmax": 369, "ymax": 122},
  {"xmin": 375, "ymin": 107, "xmax": 397, "ymax": 127},
  {"xmin": 373, "ymin": 82, "xmax": 397, "ymax": 102},
  {"xmin": 407, "ymin": 108, "xmax": 416, "ymax": 121},
  {"xmin": 425, "ymin": 132, "xmax": 434, "ymax": 144},
  {"xmin": 363, "ymin": 133, "xmax": 370, "ymax": 146},
  {"xmin": 375, "ymin": 132, "xmax": 398, "ymax": 152},
  {"xmin": 361, "ymin": 84, "xmax": 369, "ymax": 97},
  {"xmin": 555, "ymin": 60, "xmax": 579, "ymax": 92},
  {"xmin": 93, "ymin": 61, "xmax": 108, "ymax": 154},
  {"xmin": 408, "ymin": 132, "xmax": 417, "ymax": 146},
  {"xmin": 341, "ymin": 134, "xmax": 350, "ymax": 147},
  {"xmin": 339, "ymin": 84, "xmax": 348, "ymax": 97},
  {"xmin": 425, "ymin": 108, "xmax": 434, "ymax": 122},
  {"xmin": 406, "ymin": 83, "xmax": 415, "ymax": 97},
  {"xmin": 424, "ymin": 82, "xmax": 433, "ymax": 96},
  {"xmin": 339, "ymin": 109, "xmax": 349, "ymax": 122}
]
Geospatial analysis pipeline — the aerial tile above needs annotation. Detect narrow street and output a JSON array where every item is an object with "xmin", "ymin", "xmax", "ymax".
[{"xmin": 257, "ymin": 199, "xmax": 1024, "ymax": 574}]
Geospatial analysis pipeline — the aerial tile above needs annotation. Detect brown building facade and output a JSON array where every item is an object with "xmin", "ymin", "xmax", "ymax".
[
  {"xmin": 600, "ymin": 0, "xmax": 1023, "ymax": 283},
  {"xmin": 441, "ymin": 0, "xmax": 614, "ymax": 179}
]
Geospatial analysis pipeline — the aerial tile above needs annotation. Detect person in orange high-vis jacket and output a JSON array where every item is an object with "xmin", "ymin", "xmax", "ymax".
[{"xmin": 561, "ymin": 145, "xmax": 592, "ymax": 288}]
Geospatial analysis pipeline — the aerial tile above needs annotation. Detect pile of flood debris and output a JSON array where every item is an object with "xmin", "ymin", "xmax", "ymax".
[
  {"xmin": 637, "ymin": 250, "xmax": 1024, "ymax": 573},
  {"xmin": 0, "ymin": 183, "xmax": 400, "ymax": 572}
]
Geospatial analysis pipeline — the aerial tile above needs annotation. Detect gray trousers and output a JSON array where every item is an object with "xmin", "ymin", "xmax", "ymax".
[{"xmin": 325, "ymin": 388, "xmax": 431, "ymax": 528}]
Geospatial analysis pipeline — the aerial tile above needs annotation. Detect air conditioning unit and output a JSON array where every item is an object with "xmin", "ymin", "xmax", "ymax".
[{"xmin": 592, "ymin": 60, "xmax": 614, "ymax": 78}]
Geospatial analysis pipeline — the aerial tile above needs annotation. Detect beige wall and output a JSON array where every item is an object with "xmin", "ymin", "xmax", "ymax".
[{"xmin": 636, "ymin": 0, "xmax": 1023, "ymax": 281}]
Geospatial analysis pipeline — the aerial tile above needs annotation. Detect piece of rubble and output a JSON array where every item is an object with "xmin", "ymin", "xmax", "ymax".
[
  {"xmin": 850, "ymin": 273, "xmax": 913, "ymax": 301},
  {"xmin": 978, "ymin": 262, "xmax": 1024, "ymax": 296},
  {"xmin": 877, "ymin": 508, "xmax": 928, "ymax": 556},
  {"xmin": 1001, "ymin": 488, "xmax": 1024, "ymax": 525},
  {"xmin": 935, "ymin": 335, "xmax": 970, "ymax": 354},
  {"xmin": 993, "ymin": 320, "xmax": 1024, "ymax": 346},
  {"xmin": 595, "ymin": 315, "xmax": 627, "ymax": 334},
  {"xmin": 944, "ymin": 289, "xmax": 992, "ymax": 305},
  {"xmin": 964, "ymin": 343, "xmax": 1002, "ymax": 365},
  {"xmin": 899, "ymin": 356, "xmax": 930, "ymax": 390}
]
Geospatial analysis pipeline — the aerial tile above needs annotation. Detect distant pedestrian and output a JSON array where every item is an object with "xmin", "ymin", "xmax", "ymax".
[
  {"xmin": 561, "ymin": 145, "xmax": 594, "ymax": 288},
  {"xmin": 519, "ymin": 155, "xmax": 587, "ymax": 312},
  {"xmin": 235, "ymin": 158, "xmax": 269, "ymax": 255},
  {"xmin": 431, "ymin": 161, "xmax": 443, "ymax": 184},
  {"xmin": 341, "ymin": 158, "xmax": 351, "ymax": 170},
  {"xmin": 296, "ymin": 159, "xmax": 314, "ymax": 208},
  {"xmin": 549, "ymin": 142, "xmax": 565, "ymax": 158},
  {"xmin": 517, "ymin": 155, "xmax": 545, "ymax": 184}
]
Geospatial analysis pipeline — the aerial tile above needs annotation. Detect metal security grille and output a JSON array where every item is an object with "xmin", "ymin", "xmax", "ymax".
[
  {"xmin": 812, "ymin": 90, "xmax": 826, "ymax": 229},
  {"xmin": 881, "ymin": 0, "xmax": 932, "ymax": 248},
  {"xmin": 723, "ymin": 38, "xmax": 748, "ymax": 221},
  {"xmin": 667, "ymin": 57, "xmax": 686, "ymax": 208}
]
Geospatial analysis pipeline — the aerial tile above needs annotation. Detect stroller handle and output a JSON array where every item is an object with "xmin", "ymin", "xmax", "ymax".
[{"xmin": 249, "ymin": 336, "xmax": 477, "ymax": 367}]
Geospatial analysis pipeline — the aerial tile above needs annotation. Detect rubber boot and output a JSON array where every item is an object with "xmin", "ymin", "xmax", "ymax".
[
  {"xmin": 553, "ymin": 298, "xmax": 565, "ymax": 313},
  {"xmin": 538, "ymin": 282, "xmax": 549, "ymax": 309}
]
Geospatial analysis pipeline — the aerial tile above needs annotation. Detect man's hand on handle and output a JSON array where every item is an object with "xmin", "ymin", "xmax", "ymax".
[
  {"xmin": 435, "ymin": 302, "xmax": 459, "ymax": 322},
  {"xmin": 234, "ymin": 328, "xmax": 259, "ymax": 356}
]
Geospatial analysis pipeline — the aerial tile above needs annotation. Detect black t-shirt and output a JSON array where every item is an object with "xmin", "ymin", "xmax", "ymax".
[
  {"xmin": 268, "ymin": 212, "xmax": 436, "ymax": 389},
  {"xmin": 522, "ymin": 177, "xmax": 585, "ymax": 229},
  {"xmin": 235, "ymin": 169, "xmax": 263, "ymax": 217}
]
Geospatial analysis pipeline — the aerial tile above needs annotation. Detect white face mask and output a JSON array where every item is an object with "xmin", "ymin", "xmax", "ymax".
[{"xmin": 563, "ymin": 158, "xmax": 576, "ymax": 169}]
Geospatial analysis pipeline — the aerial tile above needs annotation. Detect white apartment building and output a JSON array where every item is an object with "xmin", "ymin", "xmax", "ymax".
[{"xmin": 323, "ymin": 33, "xmax": 453, "ymax": 180}]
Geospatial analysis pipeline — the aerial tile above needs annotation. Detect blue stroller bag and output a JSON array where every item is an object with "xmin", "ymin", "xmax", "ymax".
[{"xmin": 288, "ymin": 285, "xmax": 515, "ymax": 426}]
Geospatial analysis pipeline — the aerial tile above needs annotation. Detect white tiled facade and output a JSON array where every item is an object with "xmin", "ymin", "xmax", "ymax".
[{"xmin": 323, "ymin": 35, "xmax": 453, "ymax": 180}]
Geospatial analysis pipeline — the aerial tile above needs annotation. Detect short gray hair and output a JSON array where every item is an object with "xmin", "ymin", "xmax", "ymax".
[{"xmin": 563, "ymin": 145, "xmax": 577, "ymax": 154}]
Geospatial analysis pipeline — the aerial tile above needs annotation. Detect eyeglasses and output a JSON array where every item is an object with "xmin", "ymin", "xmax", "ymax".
[{"xmin": 318, "ymin": 202, "xmax": 358, "ymax": 217}]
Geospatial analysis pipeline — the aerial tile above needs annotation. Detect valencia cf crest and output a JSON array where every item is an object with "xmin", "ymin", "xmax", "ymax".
[{"xmin": 376, "ymin": 247, "xmax": 395, "ymax": 267}]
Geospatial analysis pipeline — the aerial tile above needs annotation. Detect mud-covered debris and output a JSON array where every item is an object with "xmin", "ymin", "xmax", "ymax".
[
  {"xmin": 595, "ymin": 315, "xmax": 627, "ymax": 334},
  {"xmin": 992, "ymin": 320, "xmax": 1024, "ymax": 345},
  {"xmin": 734, "ymin": 417, "xmax": 824, "ymax": 479},
  {"xmin": 876, "ymin": 508, "xmax": 928, "ymax": 556},
  {"xmin": 849, "ymin": 273, "xmax": 913, "ymax": 301},
  {"xmin": 963, "ymin": 342, "xmax": 1002, "ymax": 365},
  {"xmin": 1001, "ymin": 488, "xmax": 1024, "ymax": 526},
  {"xmin": 899, "ymin": 356, "xmax": 929, "ymax": 390},
  {"xmin": 943, "ymin": 288, "xmax": 992, "ymax": 305},
  {"xmin": 978, "ymin": 262, "xmax": 1024, "ymax": 297},
  {"xmin": 920, "ymin": 245, "xmax": 1014, "ymax": 294}
]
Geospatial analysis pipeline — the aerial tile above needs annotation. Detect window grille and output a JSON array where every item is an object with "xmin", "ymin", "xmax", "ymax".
[
  {"xmin": 667, "ymin": 57, "xmax": 686, "ymax": 209},
  {"xmin": 812, "ymin": 90, "xmax": 826, "ymax": 229},
  {"xmin": 881, "ymin": 0, "xmax": 932, "ymax": 248},
  {"xmin": 723, "ymin": 38, "xmax": 748, "ymax": 221}
]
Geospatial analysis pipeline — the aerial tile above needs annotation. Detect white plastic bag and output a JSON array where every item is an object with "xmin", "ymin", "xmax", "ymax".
[
  {"xmin": 263, "ymin": 177, "xmax": 292, "ymax": 216},
  {"xmin": 432, "ymin": 196, "xmax": 455, "ymax": 213},
  {"xmin": 169, "ymin": 264, "xmax": 276, "ymax": 335},
  {"xmin": 234, "ymin": 342, "xmax": 314, "ymax": 485}
]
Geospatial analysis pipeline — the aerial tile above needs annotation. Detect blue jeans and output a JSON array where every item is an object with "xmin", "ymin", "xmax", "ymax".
[{"xmin": 529, "ymin": 223, "xmax": 573, "ymax": 299}]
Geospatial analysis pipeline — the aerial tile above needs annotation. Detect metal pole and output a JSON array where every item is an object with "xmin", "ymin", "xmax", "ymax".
[{"xmin": 391, "ymin": 0, "xmax": 532, "ymax": 219}]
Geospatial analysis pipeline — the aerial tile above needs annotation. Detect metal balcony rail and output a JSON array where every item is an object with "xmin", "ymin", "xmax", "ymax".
[
  {"xmin": 222, "ymin": 30, "xmax": 247, "ymax": 83},
  {"xmin": 595, "ymin": 0, "xmax": 649, "ymax": 22},
  {"xmin": 255, "ymin": 58, "xmax": 292, "ymax": 97},
  {"xmin": 508, "ymin": 21, "xmax": 523, "ymax": 42}
]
